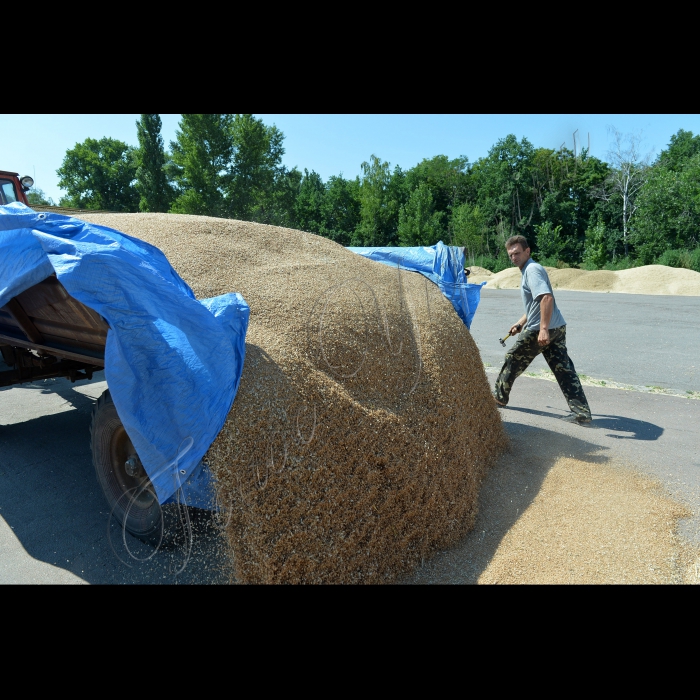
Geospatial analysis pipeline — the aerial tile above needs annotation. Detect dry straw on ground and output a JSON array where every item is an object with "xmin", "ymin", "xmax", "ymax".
[
  {"xmin": 469, "ymin": 264, "xmax": 700, "ymax": 296},
  {"xmin": 76, "ymin": 213, "xmax": 506, "ymax": 584}
]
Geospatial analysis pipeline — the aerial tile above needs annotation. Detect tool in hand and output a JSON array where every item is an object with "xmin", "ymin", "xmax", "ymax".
[{"xmin": 499, "ymin": 324, "xmax": 522, "ymax": 347}]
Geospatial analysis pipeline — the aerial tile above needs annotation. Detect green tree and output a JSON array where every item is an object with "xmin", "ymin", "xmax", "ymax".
[
  {"xmin": 581, "ymin": 221, "xmax": 608, "ymax": 269},
  {"xmin": 405, "ymin": 155, "xmax": 471, "ymax": 238},
  {"xmin": 226, "ymin": 114, "xmax": 287, "ymax": 223},
  {"xmin": 631, "ymin": 153, "xmax": 700, "ymax": 263},
  {"xmin": 470, "ymin": 135, "xmax": 537, "ymax": 252},
  {"xmin": 57, "ymin": 137, "xmax": 139, "ymax": 211},
  {"xmin": 534, "ymin": 221, "xmax": 565, "ymax": 263},
  {"xmin": 397, "ymin": 183, "xmax": 443, "ymax": 246},
  {"xmin": 321, "ymin": 175, "xmax": 361, "ymax": 245},
  {"xmin": 657, "ymin": 129, "xmax": 700, "ymax": 171},
  {"xmin": 26, "ymin": 188, "xmax": 54, "ymax": 206},
  {"xmin": 353, "ymin": 155, "xmax": 406, "ymax": 246},
  {"xmin": 135, "ymin": 114, "xmax": 174, "ymax": 212},
  {"xmin": 531, "ymin": 147, "xmax": 610, "ymax": 263},
  {"xmin": 451, "ymin": 202, "xmax": 486, "ymax": 262},
  {"xmin": 262, "ymin": 166, "xmax": 302, "ymax": 229},
  {"xmin": 597, "ymin": 127, "xmax": 652, "ymax": 257},
  {"xmin": 169, "ymin": 114, "xmax": 233, "ymax": 217},
  {"xmin": 294, "ymin": 169, "xmax": 326, "ymax": 233}
]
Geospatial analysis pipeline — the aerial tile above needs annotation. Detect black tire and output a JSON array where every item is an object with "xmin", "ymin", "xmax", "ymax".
[{"xmin": 91, "ymin": 389, "xmax": 173, "ymax": 547}]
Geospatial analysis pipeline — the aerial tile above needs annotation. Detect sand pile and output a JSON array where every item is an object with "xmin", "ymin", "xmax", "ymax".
[
  {"xmin": 471, "ymin": 263, "xmax": 700, "ymax": 296},
  {"xmin": 74, "ymin": 213, "xmax": 506, "ymax": 584}
]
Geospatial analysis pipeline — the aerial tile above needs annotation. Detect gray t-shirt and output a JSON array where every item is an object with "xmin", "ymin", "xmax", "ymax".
[{"xmin": 521, "ymin": 258, "xmax": 565, "ymax": 331}]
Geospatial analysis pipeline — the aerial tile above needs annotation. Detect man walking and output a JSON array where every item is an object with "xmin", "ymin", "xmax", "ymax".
[{"xmin": 493, "ymin": 235, "xmax": 592, "ymax": 424}]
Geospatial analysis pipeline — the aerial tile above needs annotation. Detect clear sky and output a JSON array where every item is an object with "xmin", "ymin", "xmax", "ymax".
[{"xmin": 3, "ymin": 114, "xmax": 699, "ymax": 205}]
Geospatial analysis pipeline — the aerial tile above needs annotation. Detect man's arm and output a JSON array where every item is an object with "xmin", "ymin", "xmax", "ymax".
[
  {"xmin": 510, "ymin": 314, "xmax": 527, "ymax": 336},
  {"xmin": 538, "ymin": 293, "xmax": 553, "ymax": 346}
]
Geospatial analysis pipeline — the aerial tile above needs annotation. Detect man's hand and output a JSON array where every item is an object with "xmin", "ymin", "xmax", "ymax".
[
  {"xmin": 538, "ymin": 293, "xmax": 554, "ymax": 346},
  {"xmin": 510, "ymin": 319, "xmax": 525, "ymax": 336}
]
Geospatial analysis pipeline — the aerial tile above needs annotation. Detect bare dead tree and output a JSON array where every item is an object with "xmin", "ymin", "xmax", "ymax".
[{"xmin": 597, "ymin": 126, "xmax": 653, "ymax": 257}]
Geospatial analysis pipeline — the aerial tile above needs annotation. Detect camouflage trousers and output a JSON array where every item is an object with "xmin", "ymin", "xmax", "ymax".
[{"xmin": 494, "ymin": 325, "xmax": 591, "ymax": 420}]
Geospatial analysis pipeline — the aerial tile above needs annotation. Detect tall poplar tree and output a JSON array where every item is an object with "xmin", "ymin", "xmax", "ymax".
[{"xmin": 135, "ymin": 114, "xmax": 173, "ymax": 212}]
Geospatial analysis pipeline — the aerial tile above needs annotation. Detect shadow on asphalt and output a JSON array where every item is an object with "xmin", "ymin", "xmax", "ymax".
[
  {"xmin": 402, "ymin": 422, "xmax": 614, "ymax": 584},
  {"xmin": 10, "ymin": 375, "xmax": 104, "ymax": 413},
  {"xmin": 590, "ymin": 414, "xmax": 664, "ymax": 441},
  {"xmin": 503, "ymin": 405, "xmax": 664, "ymax": 441},
  {"xmin": 0, "ymin": 384, "xmax": 230, "ymax": 584}
]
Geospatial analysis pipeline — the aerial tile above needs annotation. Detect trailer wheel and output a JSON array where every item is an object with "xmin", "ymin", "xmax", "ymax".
[{"xmin": 91, "ymin": 389, "xmax": 170, "ymax": 547}]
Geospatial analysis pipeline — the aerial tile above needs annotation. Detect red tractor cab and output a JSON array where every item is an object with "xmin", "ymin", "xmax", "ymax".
[{"xmin": 0, "ymin": 170, "xmax": 33, "ymax": 206}]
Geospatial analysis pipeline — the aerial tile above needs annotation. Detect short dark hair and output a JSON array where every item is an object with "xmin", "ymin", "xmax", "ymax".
[{"xmin": 505, "ymin": 235, "xmax": 529, "ymax": 251}]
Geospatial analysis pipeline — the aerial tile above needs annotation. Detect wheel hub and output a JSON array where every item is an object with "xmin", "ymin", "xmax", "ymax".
[{"xmin": 125, "ymin": 453, "xmax": 144, "ymax": 478}]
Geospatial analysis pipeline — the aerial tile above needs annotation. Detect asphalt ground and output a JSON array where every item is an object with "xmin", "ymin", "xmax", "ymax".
[
  {"xmin": 0, "ymin": 373, "xmax": 230, "ymax": 584},
  {"xmin": 2, "ymin": 287, "xmax": 699, "ymax": 584}
]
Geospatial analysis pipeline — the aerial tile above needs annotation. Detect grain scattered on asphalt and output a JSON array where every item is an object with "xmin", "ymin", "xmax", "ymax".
[{"xmin": 403, "ymin": 430, "xmax": 699, "ymax": 584}]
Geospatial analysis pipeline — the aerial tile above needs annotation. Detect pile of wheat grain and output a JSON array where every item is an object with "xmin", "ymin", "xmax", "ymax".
[
  {"xmin": 470, "ymin": 264, "xmax": 700, "ymax": 296},
  {"xmin": 404, "ymin": 431, "xmax": 699, "ymax": 585},
  {"xmin": 75, "ymin": 213, "xmax": 506, "ymax": 584}
]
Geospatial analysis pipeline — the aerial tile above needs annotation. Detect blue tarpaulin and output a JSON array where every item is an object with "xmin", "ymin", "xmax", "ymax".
[
  {"xmin": 0, "ymin": 203, "xmax": 249, "ymax": 509},
  {"xmin": 347, "ymin": 242, "xmax": 486, "ymax": 329}
]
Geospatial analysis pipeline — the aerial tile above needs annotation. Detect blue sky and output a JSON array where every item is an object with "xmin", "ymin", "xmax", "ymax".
[{"xmin": 3, "ymin": 114, "xmax": 699, "ymax": 205}]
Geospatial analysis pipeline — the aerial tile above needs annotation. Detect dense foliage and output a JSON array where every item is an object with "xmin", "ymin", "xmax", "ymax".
[
  {"xmin": 55, "ymin": 118, "xmax": 700, "ymax": 272},
  {"xmin": 135, "ymin": 114, "xmax": 174, "ymax": 213},
  {"xmin": 57, "ymin": 137, "xmax": 140, "ymax": 212},
  {"xmin": 26, "ymin": 188, "xmax": 54, "ymax": 206}
]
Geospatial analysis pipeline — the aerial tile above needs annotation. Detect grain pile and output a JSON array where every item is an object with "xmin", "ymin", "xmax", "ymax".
[
  {"xmin": 466, "ymin": 266, "xmax": 494, "ymax": 279},
  {"xmin": 405, "ymin": 430, "xmax": 699, "ymax": 584},
  {"xmin": 476, "ymin": 456, "xmax": 693, "ymax": 584},
  {"xmin": 470, "ymin": 264, "xmax": 700, "ymax": 296},
  {"xmin": 73, "ymin": 213, "xmax": 506, "ymax": 584}
]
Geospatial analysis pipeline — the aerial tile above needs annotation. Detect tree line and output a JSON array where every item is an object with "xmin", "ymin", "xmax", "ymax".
[{"xmin": 42, "ymin": 114, "xmax": 700, "ymax": 273}]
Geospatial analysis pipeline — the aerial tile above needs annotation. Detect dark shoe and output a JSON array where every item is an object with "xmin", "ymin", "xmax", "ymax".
[
  {"xmin": 560, "ymin": 413, "xmax": 591, "ymax": 424},
  {"xmin": 493, "ymin": 394, "xmax": 507, "ymax": 407}
]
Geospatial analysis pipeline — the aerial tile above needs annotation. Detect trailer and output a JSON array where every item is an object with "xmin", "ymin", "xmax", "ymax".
[
  {"xmin": 2, "ymin": 187, "xmax": 249, "ymax": 549},
  {"xmin": 0, "ymin": 273, "xmax": 165, "ymax": 543},
  {"xmin": 1, "ymin": 174, "xmax": 156, "ymax": 537}
]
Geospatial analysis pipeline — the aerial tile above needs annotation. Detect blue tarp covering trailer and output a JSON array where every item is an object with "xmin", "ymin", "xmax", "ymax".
[
  {"xmin": 0, "ymin": 203, "xmax": 249, "ymax": 512},
  {"xmin": 347, "ymin": 242, "xmax": 486, "ymax": 329}
]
